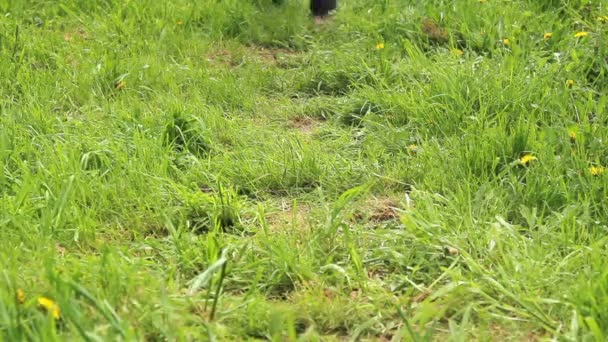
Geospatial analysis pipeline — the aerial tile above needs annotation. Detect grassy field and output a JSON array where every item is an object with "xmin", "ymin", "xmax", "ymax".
[{"xmin": 1, "ymin": 0, "xmax": 608, "ymax": 340}]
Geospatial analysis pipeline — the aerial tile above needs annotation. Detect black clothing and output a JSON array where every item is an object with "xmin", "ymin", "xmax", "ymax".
[{"xmin": 311, "ymin": 0, "xmax": 337, "ymax": 16}]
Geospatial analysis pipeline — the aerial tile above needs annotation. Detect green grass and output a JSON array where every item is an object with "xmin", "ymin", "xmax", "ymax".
[{"xmin": 1, "ymin": 0, "xmax": 608, "ymax": 340}]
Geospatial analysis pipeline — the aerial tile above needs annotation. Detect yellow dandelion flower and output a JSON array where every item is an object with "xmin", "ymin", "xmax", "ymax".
[
  {"xmin": 502, "ymin": 38, "xmax": 510, "ymax": 46},
  {"xmin": 38, "ymin": 297, "xmax": 60, "ymax": 319},
  {"xmin": 569, "ymin": 131, "xmax": 577, "ymax": 143},
  {"xmin": 407, "ymin": 144, "xmax": 419, "ymax": 154},
  {"xmin": 574, "ymin": 31, "xmax": 589, "ymax": 38},
  {"xmin": 589, "ymin": 166, "xmax": 605, "ymax": 176},
  {"xmin": 566, "ymin": 79, "xmax": 574, "ymax": 88},
  {"xmin": 16, "ymin": 289, "xmax": 25, "ymax": 304},
  {"xmin": 519, "ymin": 154, "xmax": 537, "ymax": 165},
  {"xmin": 176, "ymin": 20, "xmax": 184, "ymax": 25},
  {"xmin": 375, "ymin": 42, "xmax": 385, "ymax": 50},
  {"xmin": 543, "ymin": 32, "xmax": 553, "ymax": 39}
]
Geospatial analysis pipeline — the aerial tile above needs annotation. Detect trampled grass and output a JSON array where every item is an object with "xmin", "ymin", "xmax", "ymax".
[{"xmin": 1, "ymin": 0, "xmax": 608, "ymax": 340}]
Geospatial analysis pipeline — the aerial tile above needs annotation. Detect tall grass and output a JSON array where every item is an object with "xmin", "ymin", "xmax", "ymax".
[{"xmin": 1, "ymin": 0, "xmax": 608, "ymax": 340}]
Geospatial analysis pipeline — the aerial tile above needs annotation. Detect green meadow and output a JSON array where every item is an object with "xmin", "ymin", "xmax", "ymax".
[{"xmin": 1, "ymin": 0, "xmax": 608, "ymax": 340}]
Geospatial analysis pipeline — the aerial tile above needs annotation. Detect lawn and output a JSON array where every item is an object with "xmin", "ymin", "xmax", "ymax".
[{"xmin": 1, "ymin": 0, "xmax": 608, "ymax": 340}]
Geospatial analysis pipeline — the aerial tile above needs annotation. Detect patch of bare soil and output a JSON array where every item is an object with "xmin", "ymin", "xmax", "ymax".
[
  {"xmin": 205, "ymin": 48, "xmax": 238, "ymax": 68},
  {"xmin": 251, "ymin": 46, "xmax": 299, "ymax": 65},
  {"xmin": 206, "ymin": 46, "xmax": 301, "ymax": 68},
  {"xmin": 352, "ymin": 197, "xmax": 401, "ymax": 224},
  {"xmin": 64, "ymin": 27, "xmax": 88, "ymax": 41},
  {"xmin": 265, "ymin": 200, "xmax": 311, "ymax": 232},
  {"xmin": 288, "ymin": 116, "xmax": 324, "ymax": 135}
]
